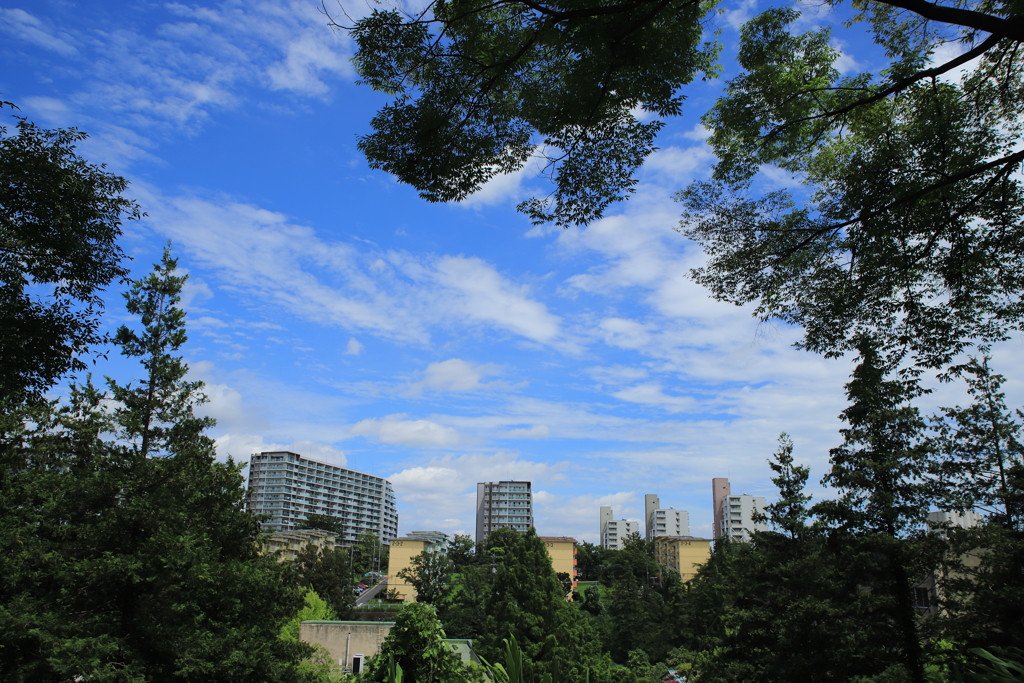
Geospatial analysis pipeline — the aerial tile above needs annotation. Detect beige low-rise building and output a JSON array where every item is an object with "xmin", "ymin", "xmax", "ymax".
[
  {"xmin": 264, "ymin": 529, "xmax": 336, "ymax": 561},
  {"xmin": 654, "ymin": 536, "xmax": 712, "ymax": 582},
  {"xmin": 387, "ymin": 531, "xmax": 448, "ymax": 602},
  {"xmin": 300, "ymin": 620, "xmax": 478, "ymax": 674},
  {"xmin": 540, "ymin": 536, "xmax": 578, "ymax": 592}
]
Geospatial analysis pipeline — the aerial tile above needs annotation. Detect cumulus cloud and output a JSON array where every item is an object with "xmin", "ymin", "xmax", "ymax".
[
  {"xmin": 386, "ymin": 452, "xmax": 567, "ymax": 536},
  {"xmin": 345, "ymin": 337, "xmax": 364, "ymax": 355},
  {"xmin": 214, "ymin": 433, "xmax": 347, "ymax": 467},
  {"xmin": 350, "ymin": 414, "xmax": 464, "ymax": 447}
]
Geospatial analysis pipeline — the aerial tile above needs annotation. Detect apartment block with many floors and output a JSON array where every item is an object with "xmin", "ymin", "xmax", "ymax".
[
  {"xmin": 246, "ymin": 451, "xmax": 398, "ymax": 545},
  {"xmin": 476, "ymin": 481, "xmax": 533, "ymax": 544},
  {"xmin": 601, "ymin": 514, "xmax": 640, "ymax": 550},
  {"xmin": 718, "ymin": 492, "xmax": 768, "ymax": 542},
  {"xmin": 650, "ymin": 507, "xmax": 690, "ymax": 539}
]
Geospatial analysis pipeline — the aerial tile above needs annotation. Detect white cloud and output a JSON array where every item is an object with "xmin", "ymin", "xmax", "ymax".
[
  {"xmin": 612, "ymin": 383, "xmax": 697, "ymax": 413},
  {"xmin": 350, "ymin": 414, "xmax": 464, "ymax": 447},
  {"xmin": 345, "ymin": 337, "xmax": 364, "ymax": 355},
  {"xmin": 387, "ymin": 452, "xmax": 566, "ymax": 535},
  {"xmin": 460, "ymin": 151, "xmax": 546, "ymax": 208},
  {"xmin": 503, "ymin": 425, "xmax": 550, "ymax": 438},
  {"xmin": 433, "ymin": 256, "xmax": 564, "ymax": 345},
  {"xmin": 3, "ymin": 0, "xmax": 356, "ymax": 170},
  {"xmin": 681, "ymin": 123, "xmax": 712, "ymax": 142},
  {"xmin": 722, "ymin": 0, "xmax": 758, "ymax": 32},
  {"xmin": 266, "ymin": 30, "xmax": 354, "ymax": 95},
  {"xmin": 928, "ymin": 41, "xmax": 984, "ymax": 85},
  {"xmin": 138, "ymin": 190, "xmax": 569, "ymax": 350},
  {"xmin": 401, "ymin": 358, "xmax": 505, "ymax": 396},
  {"xmin": 642, "ymin": 144, "xmax": 716, "ymax": 181},
  {"xmin": 0, "ymin": 8, "xmax": 77, "ymax": 55},
  {"xmin": 213, "ymin": 433, "xmax": 347, "ymax": 467},
  {"xmin": 587, "ymin": 365, "xmax": 650, "ymax": 385}
]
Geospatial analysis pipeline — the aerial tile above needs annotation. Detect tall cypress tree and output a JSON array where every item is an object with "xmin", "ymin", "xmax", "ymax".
[
  {"xmin": 817, "ymin": 337, "xmax": 932, "ymax": 683},
  {"xmin": 0, "ymin": 248, "xmax": 311, "ymax": 682}
]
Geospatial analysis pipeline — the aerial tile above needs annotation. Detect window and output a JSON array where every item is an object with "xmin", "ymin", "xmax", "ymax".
[{"xmin": 913, "ymin": 588, "xmax": 931, "ymax": 610}]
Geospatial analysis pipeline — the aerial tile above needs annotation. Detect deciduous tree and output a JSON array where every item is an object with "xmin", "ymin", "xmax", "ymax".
[
  {"xmin": 397, "ymin": 549, "xmax": 454, "ymax": 605},
  {"xmin": 1, "ymin": 104, "xmax": 140, "ymax": 402},
  {"xmin": 346, "ymin": 0, "xmax": 1024, "ymax": 372},
  {"xmin": 364, "ymin": 602, "xmax": 479, "ymax": 683}
]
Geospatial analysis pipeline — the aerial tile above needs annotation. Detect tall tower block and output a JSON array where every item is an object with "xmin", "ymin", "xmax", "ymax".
[
  {"xmin": 644, "ymin": 494, "xmax": 660, "ymax": 540},
  {"xmin": 712, "ymin": 478, "xmax": 730, "ymax": 537},
  {"xmin": 600, "ymin": 505, "xmax": 613, "ymax": 539}
]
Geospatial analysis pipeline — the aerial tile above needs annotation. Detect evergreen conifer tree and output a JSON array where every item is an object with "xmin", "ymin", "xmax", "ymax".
[{"xmin": 0, "ymin": 248, "xmax": 311, "ymax": 681}]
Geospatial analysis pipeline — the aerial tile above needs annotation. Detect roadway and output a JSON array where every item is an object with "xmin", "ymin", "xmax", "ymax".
[{"xmin": 354, "ymin": 577, "xmax": 388, "ymax": 606}]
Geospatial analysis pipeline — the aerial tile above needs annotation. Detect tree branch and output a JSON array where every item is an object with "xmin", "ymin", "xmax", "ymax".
[{"xmin": 871, "ymin": 0, "xmax": 1024, "ymax": 42}]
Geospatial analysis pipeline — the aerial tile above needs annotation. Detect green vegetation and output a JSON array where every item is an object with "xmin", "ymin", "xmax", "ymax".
[
  {"xmin": 7, "ymin": 0, "xmax": 1024, "ymax": 669},
  {"xmin": 363, "ymin": 603, "xmax": 482, "ymax": 683},
  {"xmin": 0, "ymin": 102, "xmax": 141, "ymax": 404},
  {"xmin": 346, "ymin": 0, "xmax": 1024, "ymax": 679},
  {"xmin": 0, "ymin": 247, "xmax": 313, "ymax": 681}
]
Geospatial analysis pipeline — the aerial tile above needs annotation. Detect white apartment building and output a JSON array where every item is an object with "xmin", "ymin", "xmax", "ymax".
[
  {"xmin": 719, "ymin": 493, "xmax": 768, "ymax": 542},
  {"xmin": 603, "ymin": 519, "xmax": 640, "ymax": 550},
  {"xmin": 599, "ymin": 505, "xmax": 640, "ymax": 550},
  {"xmin": 246, "ymin": 451, "xmax": 398, "ymax": 544},
  {"xmin": 476, "ymin": 481, "xmax": 533, "ymax": 544},
  {"xmin": 650, "ymin": 507, "xmax": 690, "ymax": 538}
]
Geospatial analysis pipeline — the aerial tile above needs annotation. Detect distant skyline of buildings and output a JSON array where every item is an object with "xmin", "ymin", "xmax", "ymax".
[{"xmin": 245, "ymin": 456, "xmax": 770, "ymax": 547}]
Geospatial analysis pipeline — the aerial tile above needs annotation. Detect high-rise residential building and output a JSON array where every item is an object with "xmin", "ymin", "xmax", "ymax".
[
  {"xmin": 644, "ymin": 494, "xmax": 660, "ymax": 539},
  {"xmin": 719, "ymin": 493, "xmax": 768, "ymax": 541},
  {"xmin": 643, "ymin": 493, "xmax": 689, "ymax": 539},
  {"xmin": 600, "ymin": 505, "xmax": 642, "ymax": 549},
  {"xmin": 712, "ymin": 478, "xmax": 730, "ymax": 538},
  {"xmin": 476, "ymin": 481, "xmax": 533, "ymax": 544},
  {"xmin": 650, "ymin": 507, "xmax": 689, "ymax": 538},
  {"xmin": 246, "ymin": 451, "xmax": 398, "ymax": 544},
  {"xmin": 599, "ymin": 505, "xmax": 613, "ymax": 539},
  {"xmin": 602, "ymin": 518, "xmax": 639, "ymax": 550}
]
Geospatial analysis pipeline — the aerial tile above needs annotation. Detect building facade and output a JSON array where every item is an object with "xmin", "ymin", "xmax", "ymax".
[
  {"xmin": 602, "ymin": 518, "xmax": 640, "ymax": 550},
  {"xmin": 712, "ymin": 477, "xmax": 730, "ymax": 539},
  {"xmin": 540, "ymin": 536, "xmax": 578, "ymax": 592},
  {"xmin": 644, "ymin": 494, "xmax": 660, "ymax": 539},
  {"xmin": 476, "ymin": 481, "xmax": 533, "ymax": 544},
  {"xmin": 653, "ymin": 536, "xmax": 713, "ymax": 582},
  {"xmin": 719, "ymin": 493, "xmax": 768, "ymax": 541},
  {"xmin": 263, "ymin": 528, "xmax": 336, "ymax": 561},
  {"xmin": 650, "ymin": 507, "xmax": 690, "ymax": 539},
  {"xmin": 387, "ymin": 531, "xmax": 448, "ymax": 602},
  {"xmin": 246, "ymin": 451, "xmax": 398, "ymax": 544}
]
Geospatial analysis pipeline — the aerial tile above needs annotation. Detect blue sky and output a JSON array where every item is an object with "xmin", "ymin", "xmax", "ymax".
[{"xmin": 3, "ymin": 0, "xmax": 1016, "ymax": 543}]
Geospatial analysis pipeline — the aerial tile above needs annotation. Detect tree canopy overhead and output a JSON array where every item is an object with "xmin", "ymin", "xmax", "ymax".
[
  {"xmin": 345, "ymin": 0, "xmax": 719, "ymax": 227},
  {"xmin": 346, "ymin": 0, "xmax": 1024, "ymax": 369}
]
